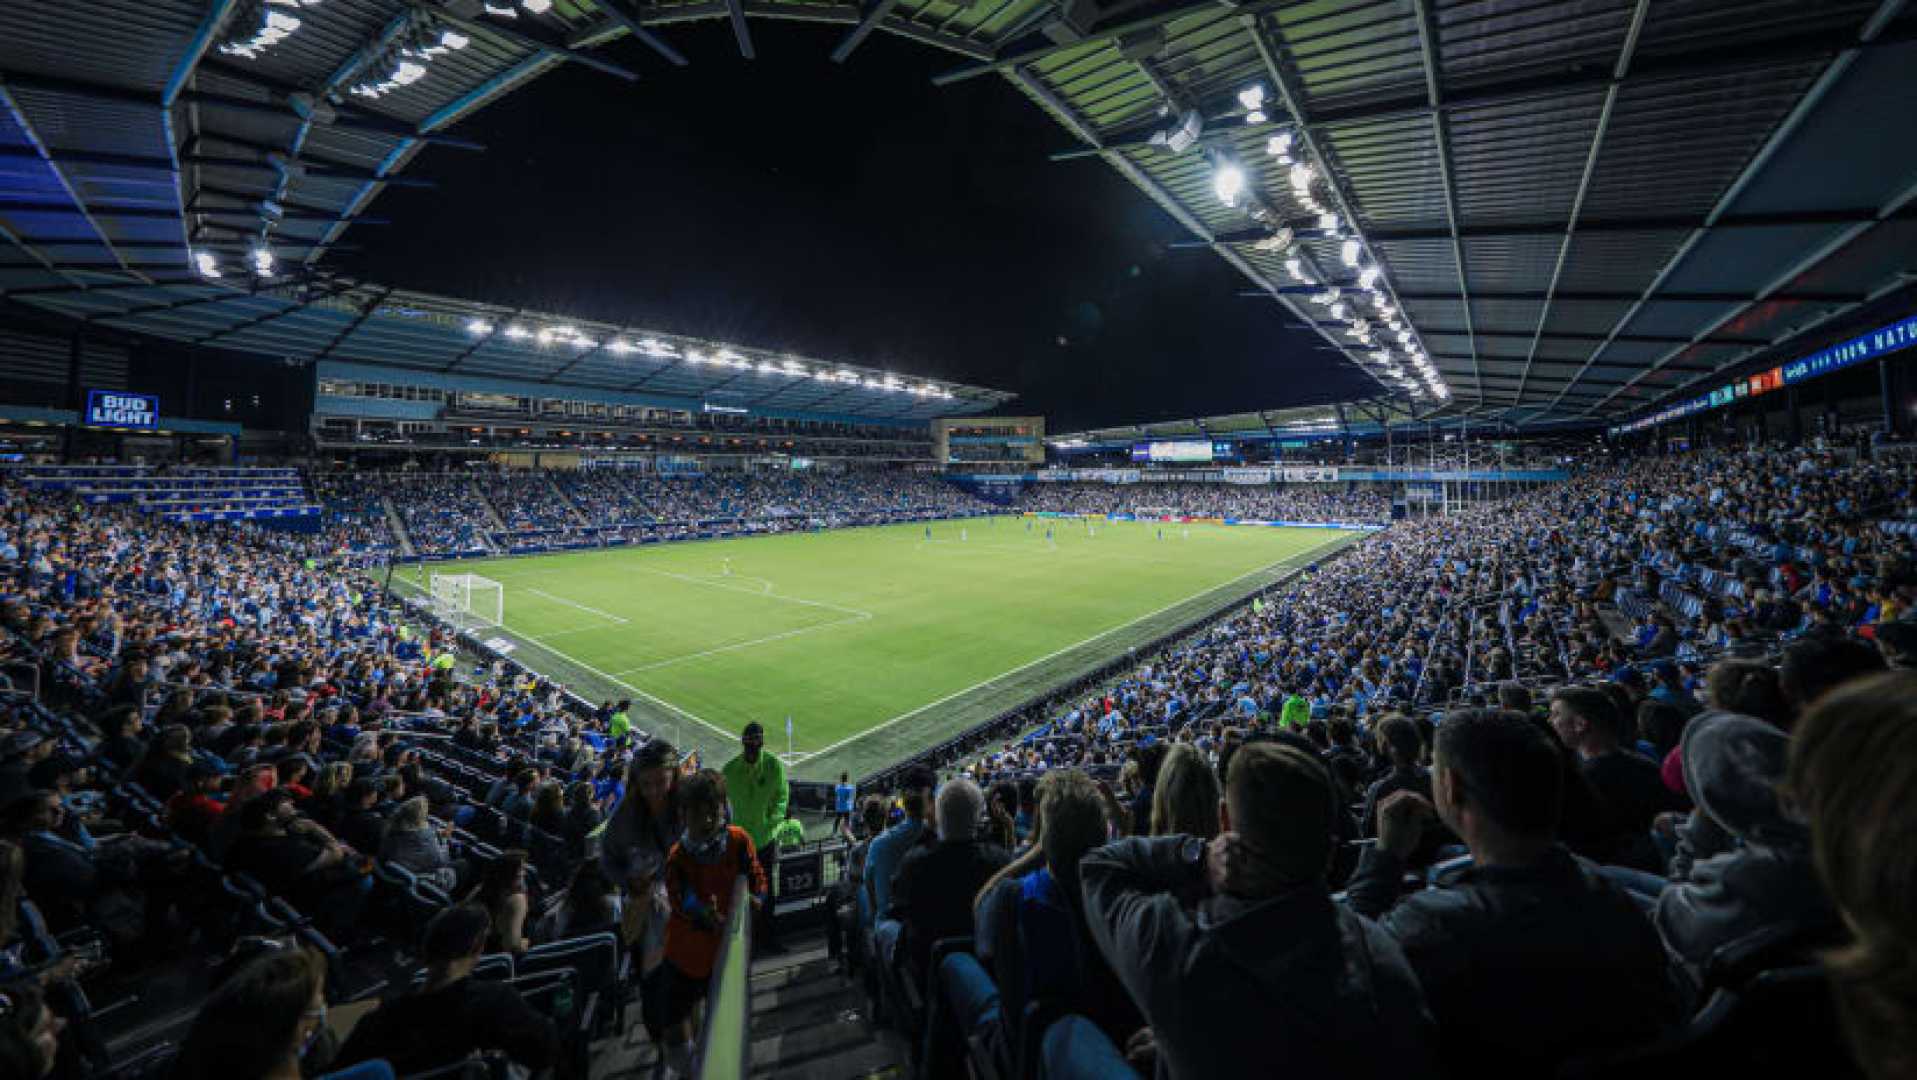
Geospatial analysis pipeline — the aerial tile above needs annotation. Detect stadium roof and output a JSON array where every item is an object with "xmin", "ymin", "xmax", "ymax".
[{"xmin": 1, "ymin": 1, "xmax": 1914, "ymax": 427}]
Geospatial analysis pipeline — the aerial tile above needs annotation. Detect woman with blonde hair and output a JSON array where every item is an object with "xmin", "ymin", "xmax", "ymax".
[
  {"xmin": 1787, "ymin": 671, "xmax": 1917, "ymax": 1080},
  {"xmin": 1150, "ymin": 742, "xmax": 1221, "ymax": 839}
]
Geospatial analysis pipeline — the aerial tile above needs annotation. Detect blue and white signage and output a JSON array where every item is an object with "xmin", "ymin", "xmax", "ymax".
[{"xmin": 85, "ymin": 391, "xmax": 159, "ymax": 429}]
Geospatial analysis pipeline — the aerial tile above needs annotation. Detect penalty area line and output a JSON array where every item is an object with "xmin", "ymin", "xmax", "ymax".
[{"xmin": 524, "ymin": 588, "xmax": 629, "ymax": 625}]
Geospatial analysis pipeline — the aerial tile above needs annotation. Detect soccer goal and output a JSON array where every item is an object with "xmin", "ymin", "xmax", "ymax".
[{"xmin": 429, "ymin": 572, "xmax": 504, "ymax": 632}]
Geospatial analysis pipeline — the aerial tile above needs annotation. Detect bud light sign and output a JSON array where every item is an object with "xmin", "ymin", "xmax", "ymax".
[{"xmin": 86, "ymin": 391, "xmax": 158, "ymax": 429}]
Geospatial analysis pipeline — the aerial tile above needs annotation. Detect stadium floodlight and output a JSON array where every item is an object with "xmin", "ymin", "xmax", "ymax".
[
  {"xmin": 1329, "ymin": 301, "xmax": 1347, "ymax": 320},
  {"xmin": 192, "ymin": 251, "xmax": 221, "ymax": 279},
  {"xmin": 535, "ymin": 328, "xmax": 556, "ymax": 346},
  {"xmin": 466, "ymin": 318, "xmax": 493, "ymax": 335},
  {"xmin": 1237, "ymin": 84, "xmax": 1266, "ymax": 112},
  {"xmin": 522, "ymin": 0, "xmax": 553, "ymax": 11},
  {"xmin": 1246, "ymin": 110, "xmax": 1267, "ymax": 125},
  {"xmin": 1341, "ymin": 239, "xmax": 1362, "ymax": 267},
  {"xmin": 482, "ymin": 1, "xmax": 517, "ymax": 14},
  {"xmin": 503, "ymin": 324, "xmax": 530, "ymax": 340},
  {"xmin": 1149, "ymin": 107, "xmax": 1203, "ymax": 155},
  {"xmin": 1434, "ymin": 383, "xmax": 1451, "ymax": 400},
  {"xmin": 1377, "ymin": 301, "xmax": 1395, "ymax": 317},
  {"xmin": 251, "ymin": 247, "xmax": 275, "ymax": 275},
  {"xmin": 607, "ymin": 340, "xmax": 633, "ymax": 355},
  {"xmin": 1318, "ymin": 212, "xmax": 1340, "ymax": 233},
  {"xmin": 1358, "ymin": 264, "xmax": 1382, "ymax": 289},
  {"xmin": 1285, "ymin": 257, "xmax": 1306, "ymax": 282},
  {"xmin": 440, "ymin": 29, "xmax": 470, "ymax": 49},
  {"xmin": 685, "ymin": 350, "xmax": 707, "ymax": 364},
  {"xmin": 1266, "ymin": 131, "xmax": 1293, "ymax": 159},
  {"xmin": 1212, "ymin": 162, "xmax": 1246, "ymax": 207},
  {"xmin": 638, "ymin": 339, "xmax": 677, "ymax": 357}
]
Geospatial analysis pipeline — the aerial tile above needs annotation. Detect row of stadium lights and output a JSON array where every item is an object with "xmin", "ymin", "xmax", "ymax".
[
  {"xmin": 462, "ymin": 320, "xmax": 957, "ymax": 399},
  {"xmin": 1210, "ymin": 85, "xmax": 1449, "ymax": 403},
  {"xmin": 215, "ymin": 0, "xmax": 557, "ymax": 100}
]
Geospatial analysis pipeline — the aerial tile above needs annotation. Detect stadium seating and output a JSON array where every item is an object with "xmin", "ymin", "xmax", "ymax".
[{"xmin": 1, "ymin": 443, "xmax": 1912, "ymax": 1078}]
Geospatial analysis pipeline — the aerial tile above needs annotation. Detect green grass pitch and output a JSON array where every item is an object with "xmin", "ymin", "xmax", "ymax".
[{"xmin": 420, "ymin": 516, "xmax": 1364, "ymax": 779}]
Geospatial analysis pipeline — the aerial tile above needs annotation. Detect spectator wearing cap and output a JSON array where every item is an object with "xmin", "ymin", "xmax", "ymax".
[
  {"xmin": 1082, "ymin": 741, "xmax": 1439, "ymax": 1080},
  {"xmin": 1652, "ymin": 711, "xmax": 1834, "ymax": 995},
  {"xmin": 334, "ymin": 904, "xmax": 557, "ymax": 1075},
  {"xmin": 1347, "ymin": 709, "xmax": 1678, "ymax": 1073},
  {"xmin": 721, "ymin": 720, "xmax": 788, "ymax": 951}
]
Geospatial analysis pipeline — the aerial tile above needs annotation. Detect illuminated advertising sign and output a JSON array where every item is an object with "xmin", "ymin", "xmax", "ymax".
[
  {"xmin": 1145, "ymin": 440, "xmax": 1213, "ymax": 463},
  {"xmin": 85, "ymin": 391, "xmax": 158, "ymax": 429},
  {"xmin": 1611, "ymin": 313, "xmax": 1916, "ymax": 435}
]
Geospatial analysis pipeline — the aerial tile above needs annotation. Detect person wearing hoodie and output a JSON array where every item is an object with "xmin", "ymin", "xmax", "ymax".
[
  {"xmin": 1652, "ymin": 711, "xmax": 1836, "ymax": 995},
  {"xmin": 1083, "ymin": 741, "xmax": 1439, "ymax": 1080}
]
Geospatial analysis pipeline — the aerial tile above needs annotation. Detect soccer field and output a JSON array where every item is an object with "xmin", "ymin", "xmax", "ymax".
[{"xmin": 417, "ymin": 517, "xmax": 1365, "ymax": 779}]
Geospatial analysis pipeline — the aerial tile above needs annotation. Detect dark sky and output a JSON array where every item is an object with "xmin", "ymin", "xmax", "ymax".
[{"xmin": 336, "ymin": 23, "xmax": 1370, "ymax": 432}]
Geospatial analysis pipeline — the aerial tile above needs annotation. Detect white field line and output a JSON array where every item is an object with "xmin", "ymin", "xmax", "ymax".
[
  {"xmin": 612, "ymin": 612, "xmax": 872, "ymax": 675},
  {"xmin": 502, "ymin": 630, "xmax": 742, "ymax": 746},
  {"xmin": 798, "ymin": 538, "xmax": 1347, "ymax": 763},
  {"xmin": 524, "ymin": 588, "xmax": 629, "ymax": 624},
  {"xmin": 634, "ymin": 566, "xmax": 873, "ymax": 619}
]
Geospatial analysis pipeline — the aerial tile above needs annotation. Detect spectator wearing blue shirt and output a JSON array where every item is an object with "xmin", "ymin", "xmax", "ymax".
[
  {"xmin": 863, "ymin": 765, "xmax": 935, "ymax": 959},
  {"xmin": 833, "ymin": 772, "xmax": 856, "ymax": 837}
]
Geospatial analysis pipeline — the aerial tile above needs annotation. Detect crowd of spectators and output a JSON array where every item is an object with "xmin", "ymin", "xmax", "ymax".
[
  {"xmin": 1018, "ymin": 482, "xmax": 1392, "ymax": 523},
  {"xmin": 0, "ymin": 441, "xmax": 1912, "ymax": 1078},
  {"xmin": 838, "ymin": 445, "xmax": 1916, "ymax": 1080},
  {"xmin": 0, "ymin": 469, "xmax": 666, "ymax": 1077}
]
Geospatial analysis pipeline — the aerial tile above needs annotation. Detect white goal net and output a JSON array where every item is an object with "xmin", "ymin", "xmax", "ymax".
[{"xmin": 429, "ymin": 572, "xmax": 504, "ymax": 633}]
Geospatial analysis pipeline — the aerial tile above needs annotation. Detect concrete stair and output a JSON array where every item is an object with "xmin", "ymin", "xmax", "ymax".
[{"xmin": 748, "ymin": 938, "xmax": 904, "ymax": 1079}]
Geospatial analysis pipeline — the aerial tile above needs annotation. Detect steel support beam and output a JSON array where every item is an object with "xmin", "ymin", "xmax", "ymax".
[
  {"xmin": 724, "ymin": 0, "xmax": 758, "ymax": 59},
  {"xmin": 305, "ymin": 286, "xmax": 393, "ymax": 359},
  {"xmin": 1555, "ymin": 0, "xmax": 1911, "ymax": 416},
  {"xmin": 425, "ymin": 5, "xmax": 641, "ymax": 82},
  {"xmin": 577, "ymin": 0, "xmax": 690, "ymax": 66},
  {"xmin": 1407, "ymin": 0, "xmax": 1480, "ymax": 401},
  {"xmin": 0, "ymin": 84, "xmax": 148, "ymax": 282},
  {"xmin": 1513, "ymin": 0, "xmax": 1649, "ymax": 404},
  {"xmin": 1042, "ymin": 16, "xmax": 1917, "ymax": 160},
  {"xmin": 831, "ymin": 0, "xmax": 901, "ymax": 62}
]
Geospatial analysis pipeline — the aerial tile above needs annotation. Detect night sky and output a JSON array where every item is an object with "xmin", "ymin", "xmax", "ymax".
[{"xmin": 337, "ymin": 23, "xmax": 1372, "ymax": 433}]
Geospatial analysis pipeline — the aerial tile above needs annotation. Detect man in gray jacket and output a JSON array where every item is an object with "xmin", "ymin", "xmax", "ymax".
[{"xmin": 1082, "ymin": 740, "xmax": 1440, "ymax": 1080}]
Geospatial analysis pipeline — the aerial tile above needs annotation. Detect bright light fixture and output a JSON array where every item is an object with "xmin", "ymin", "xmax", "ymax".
[
  {"xmin": 608, "ymin": 340, "xmax": 633, "ymax": 355},
  {"xmin": 1266, "ymin": 132, "xmax": 1293, "ymax": 158},
  {"xmin": 466, "ymin": 318, "xmax": 493, "ymax": 335},
  {"xmin": 193, "ymin": 251, "xmax": 221, "ymax": 279},
  {"xmin": 1285, "ymin": 257, "xmax": 1305, "ymax": 281},
  {"xmin": 522, "ymin": 0, "xmax": 553, "ymax": 11},
  {"xmin": 503, "ymin": 324, "xmax": 531, "ymax": 340},
  {"xmin": 1358, "ymin": 264, "xmax": 1382, "ymax": 289},
  {"xmin": 251, "ymin": 247, "xmax": 275, "ymax": 275},
  {"xmin": 1341, "ymin": 239, "xmax": 1361, "ymax": 267},
  {"xmin": 1237, "ymin": 85, "xmax": 1266, "ymax": 111},
  {"xmin": 1329, "ymin": 302, "xmax": 1348, "ymax": 320},
  {"xmin": 1212, "ymin": 163, "xmax": 1246, "ymax": 206},
  {"xmin": 440, "ymin": 29, "xmax": 469, "ymax": 49}
]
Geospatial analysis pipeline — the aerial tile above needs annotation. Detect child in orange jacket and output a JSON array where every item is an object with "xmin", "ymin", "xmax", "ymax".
[{"xmin": 658, "ymin": 769, "xmax": 767, "ymax": 1076}]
